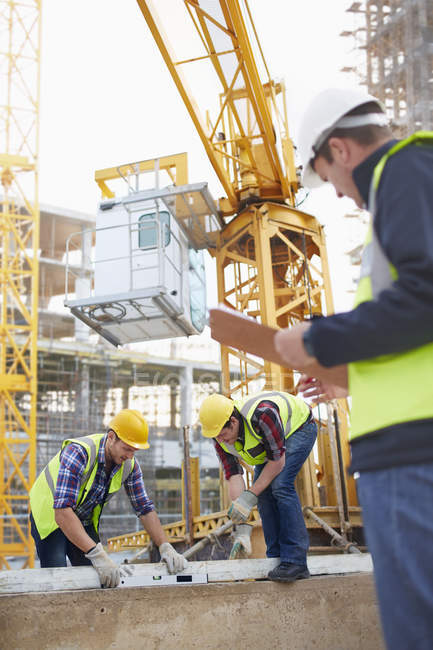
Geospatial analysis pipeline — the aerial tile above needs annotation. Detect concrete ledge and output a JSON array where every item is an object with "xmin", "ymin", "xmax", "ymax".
[
  {"xmin": 0, "ymin": 555, "xmax": 374, "ymax": 594},
  {"xmin": 1, "ymin": 573, "xmax": 384, "ymax": 649}
]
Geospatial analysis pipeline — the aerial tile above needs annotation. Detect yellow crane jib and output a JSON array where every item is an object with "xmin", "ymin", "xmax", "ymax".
[{"xmin": 136, "ymin": 0, "xmax": 299, "ymax": 216}]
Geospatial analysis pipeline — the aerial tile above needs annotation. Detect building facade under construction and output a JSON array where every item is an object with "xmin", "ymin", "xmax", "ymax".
[{"xmin": 344, "ymin": 0, "xmax": 433, "ymax": 134}]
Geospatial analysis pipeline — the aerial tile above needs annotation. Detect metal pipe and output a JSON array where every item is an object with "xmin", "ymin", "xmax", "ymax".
[
  {"xmin": 182, "ymin": 520, "xmax": 233, "ymax": 560},
  {"xmin": 333, "ymin": 406, "xmax": 350, "ymax": 526},
  {"xmin": 326, "ymin": 403, "xmax": 349, "ymax": 539},
  {"xmin": 304, "ymin": 507, "xmax": 361, "ymax": 554},
  {"xmin": 309, "ymin": 545, "xmax": 367, "ymax": 554},
  {"xmin": 183, "ymin": 425, "xmax": 194, "ymax": 546}
]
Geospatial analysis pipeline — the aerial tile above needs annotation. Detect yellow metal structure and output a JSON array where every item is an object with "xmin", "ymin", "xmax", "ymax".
[
  {"xmin": 136, "ymin": 0, "xmax": 356, "ymax": 510},
  {"xmin": 107, "ymin": 0, "xmax": 358, "ymax": 553},
  {"xmin": 137, "ymin": 0, "xmax": 299, "ymax": 216},
  {"xmin": 0, "ymin": 0, "xmax": 41, "ymax": 568},
  {"xmin": 95, "ymin": 152, "xmax": 189, "ymax": 199}
]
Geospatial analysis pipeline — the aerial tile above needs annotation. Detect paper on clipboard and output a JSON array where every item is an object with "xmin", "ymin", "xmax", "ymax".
[{"xmin": 209, "ymin": 305, "xmax": 288, "ymax": 366}]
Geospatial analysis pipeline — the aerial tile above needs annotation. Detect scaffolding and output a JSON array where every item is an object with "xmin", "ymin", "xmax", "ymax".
[{"xmin": 343, "ymin": 0, "xmax": 433, "ymax": 135}]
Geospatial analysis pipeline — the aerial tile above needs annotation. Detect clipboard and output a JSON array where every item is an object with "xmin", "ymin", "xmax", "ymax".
[
  {"xmin": 209, "ymin": 305, "xmax": 348, "ymax": 388},
  {"xmin": 209, "ymin": 306, "xmax": 287, "ymax": 366}
]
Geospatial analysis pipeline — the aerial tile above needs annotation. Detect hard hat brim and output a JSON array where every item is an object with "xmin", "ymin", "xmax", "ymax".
[
  {"xmin": 201, "ymin": 426, "xmax": 220, "ymax": 439},
  {"xmin": 121, "ymin": 437, "xmax": 150, "ymax": 450}
]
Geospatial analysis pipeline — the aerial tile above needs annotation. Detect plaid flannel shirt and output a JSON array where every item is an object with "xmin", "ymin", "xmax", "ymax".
[
  {"xmin": 214, "ymin": 400, "xmax": 287, "ymax": 480},
  {"xmin": 53, "ymin": 433, "xmax": 154, "ymax": 524}
]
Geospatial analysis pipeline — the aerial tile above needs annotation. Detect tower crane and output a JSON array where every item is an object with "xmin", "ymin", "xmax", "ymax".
[
  {"xmin": 0, "ymin": 0, "xmax": 41, "ymax": 569},
  {"xmin": 107, "ymin": 0, "xmax": 362, "ymax": 551}
]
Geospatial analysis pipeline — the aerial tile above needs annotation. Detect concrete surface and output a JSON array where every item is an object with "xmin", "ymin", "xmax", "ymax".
[{"xmin": 0, "ymin": 573, "xmax": 384, "ymax": 650}]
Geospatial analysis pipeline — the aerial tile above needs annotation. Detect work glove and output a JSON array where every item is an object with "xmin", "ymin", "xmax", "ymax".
[
  {"xmin": 159, "ymin": 542, "xmax": 188, "ymax": 574},
  {"xmin": 85, "ymin": 542, "xmax": 132, "ymax": 588},
  {"xmin": 228, "ymin": 490, "xmax": 258, "ymax": 523},
  {"xmin": 229, "ymin": 523, "xmax": 253, "ymax": 560}
]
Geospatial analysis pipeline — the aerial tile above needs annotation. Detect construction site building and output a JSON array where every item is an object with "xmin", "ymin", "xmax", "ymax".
[{"xmin": 343, "ymin": 0, "xmax": 433, "ymax": 135}]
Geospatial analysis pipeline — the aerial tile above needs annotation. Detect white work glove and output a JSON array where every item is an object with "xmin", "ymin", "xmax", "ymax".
[
  {"xmin": 85, "ymin": 542, "xmax": 132, "ymax": 588},
  {"xmin": 229, "ymin": 523, "xmax": 253, "ymax": 560},
  {"xmin": 159, "ymin": 542, "xmax": 188, "ymax": 574},
  {"xmin": 228, "ymin": 490, "xmax": 258, "ymax": 523}
]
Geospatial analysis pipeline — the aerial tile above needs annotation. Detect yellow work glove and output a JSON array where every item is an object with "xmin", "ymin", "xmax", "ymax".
[
  {"xmin": 229, "ymin": 523, "xmax": 253, "ymax": 559},
  {"xmin": 159, "ymin": 542, "xmax": 188, "ymax": 574},
  {"xmin": 227, "ymin": 490, "xmax": 258, "ymax": 523},
  {"xmin": 85, "ymin": 542, "xmax": 132, "ymax": 588}
]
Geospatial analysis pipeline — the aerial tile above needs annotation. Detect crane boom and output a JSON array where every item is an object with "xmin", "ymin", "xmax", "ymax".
[{"xmin": 137, "ymin": 0, "xmax": 299, "ymax": 216}]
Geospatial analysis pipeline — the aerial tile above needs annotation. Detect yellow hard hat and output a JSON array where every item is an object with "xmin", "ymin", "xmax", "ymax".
[
  {"xmin": 108, "ymin": 409, "xmax": 150, "ymax": 449},
  {"xmin": 199, "ymin": 393, "xmax": 234, "ymax": 438}
]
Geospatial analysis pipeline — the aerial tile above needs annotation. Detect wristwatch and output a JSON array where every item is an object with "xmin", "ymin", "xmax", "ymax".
[{"xmin": 302, "ymin": 327, "xmax": 315, "ymax": 358}]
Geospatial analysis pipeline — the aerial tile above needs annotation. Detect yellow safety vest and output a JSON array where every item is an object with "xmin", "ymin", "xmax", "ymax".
[
  {"xmin": 219, "ymin": 391, "xmax": 310, "ymax": 465},
  {"xmin": 349, "ymin": 132, "xmax": 433, "ymax": 440},
  {"xmin": 29, "ymin": 434, "xmax": 134, "ymax": 539}
]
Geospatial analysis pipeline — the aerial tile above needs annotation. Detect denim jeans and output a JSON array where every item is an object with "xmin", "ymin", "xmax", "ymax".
[
  {"xmin": 253, "ymin": 418, "xmax": 317, "ymax": 566},
  {"xmin": 30, "ymin": 512, "xmax": 99, "ymax": 568},
  {"xmin": 357, "ymin": 462, "xmax": 433, "ymax": 650}
]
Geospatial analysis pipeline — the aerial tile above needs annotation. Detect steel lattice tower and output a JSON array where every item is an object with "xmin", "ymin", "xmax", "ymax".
[{"xmin": 0, "ymin": 0, "xmax": 41, "ymax": 568}]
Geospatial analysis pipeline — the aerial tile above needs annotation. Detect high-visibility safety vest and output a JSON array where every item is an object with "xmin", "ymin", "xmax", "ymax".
[
  {"xmin": 29, "ymin": 434, "xmax": 134, "ymax": 540},
  {"xmin": 219, "ymin": 391, "xmax": 310, "ymax": 465},
  {"xmin": 348, "ymin": 131, "xmax": 433, "ymax": 440}
]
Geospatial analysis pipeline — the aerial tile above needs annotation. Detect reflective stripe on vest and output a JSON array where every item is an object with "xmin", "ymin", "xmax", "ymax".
[
  {"xmin": 29, "ymin": 433, "xmax": 134, "ymax": 540},
  {"xmin": 348, "ymin": 132, "xmax": 433, "ymax": 440},
  {"xmin": 219, "ymin": 391, "xmax": 310, "ymax": 465}
]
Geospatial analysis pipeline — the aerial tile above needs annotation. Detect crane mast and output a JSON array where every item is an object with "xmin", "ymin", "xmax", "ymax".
[{"xmin": 0, "ymin": 0, "xmax": 41, "ymax": 568}]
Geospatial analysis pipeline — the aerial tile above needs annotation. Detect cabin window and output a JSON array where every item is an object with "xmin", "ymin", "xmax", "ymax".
[
  {"xmin": 138, "ymin": 211, "xmax": 170, "ymax": 249},
  {"xmin": 188, "ymin": 248, "xmax": 206, "ymax": 332}
]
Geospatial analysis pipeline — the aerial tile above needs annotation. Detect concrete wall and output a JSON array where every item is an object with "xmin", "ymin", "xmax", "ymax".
[{"xmin": 1, "ymin": 573, "xmax": 384, "ymax": 650}]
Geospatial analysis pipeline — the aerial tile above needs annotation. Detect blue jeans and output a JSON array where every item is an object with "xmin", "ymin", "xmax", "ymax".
[
  {"xmin": 253, "ymin": 418, "xmax": 317, "ymax": 565},
  {"xmin": 30, "ymin": 513, "xmax": 99, "ymax": 567},
  {"xmin": 357, "ymin": 462, "xmax": 433, "ymax": 650}
]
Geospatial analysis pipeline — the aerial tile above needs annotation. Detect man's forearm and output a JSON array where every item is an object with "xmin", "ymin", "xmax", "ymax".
[
  {"xmin": 139, "ymin": 510, "xmax": 167, "ymax": 547},
  {"xmin": 249, "ymin": 456, "xmax": 285, "ymax": 497},
  {"xmin": 54, "ymin": 507, "xmax": 96, "ymax": 552},
  {"xmin": 308, "ymin": 294, "xmax": 433, "ymax": 367},
  {"xmin": 227, "ymin": 474, "xmax": 246, "ymax": 501}
]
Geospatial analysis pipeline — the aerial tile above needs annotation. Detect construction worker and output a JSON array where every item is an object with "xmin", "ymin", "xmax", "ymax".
[
  {"xmin": 274, "ymin": 88, "xmax": 433, "ymax": 648},
  {"xmin": 199, "ymin": 391, "xmax": 317, "ymax": 582},
  {"xmin": 29, "ymin": 408, "xmax": 187, "ymax": 587}
]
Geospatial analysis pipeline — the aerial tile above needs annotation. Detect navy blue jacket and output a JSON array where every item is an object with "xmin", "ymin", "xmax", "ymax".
[{"xmin": 309, "ymin": 138, "xmax": 433, "ymax": 472}]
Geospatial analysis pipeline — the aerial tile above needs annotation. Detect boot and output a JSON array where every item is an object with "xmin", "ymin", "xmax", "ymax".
[{"xmin": 267, "ymin": 562, "xmax": 310, "ymax": 583}]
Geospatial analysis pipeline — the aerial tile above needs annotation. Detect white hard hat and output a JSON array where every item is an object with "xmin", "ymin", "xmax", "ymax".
[{"xmin": 298, "ymin": 88, "xmax": 387, "ymax": 188}]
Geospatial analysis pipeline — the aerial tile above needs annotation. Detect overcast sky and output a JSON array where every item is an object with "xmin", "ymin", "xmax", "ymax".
[{"xmin": 40, "ymin": 0, "xmax": 366, "ymax": 312}]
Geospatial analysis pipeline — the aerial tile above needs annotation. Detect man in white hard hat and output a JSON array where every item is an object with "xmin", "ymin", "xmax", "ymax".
[
  {"xmin": 199, "ymin": 391, "xmax": 317, "ymax": 582},
  {"xmin": 274, "ymin": 88, "xmax": 433, "ymax": 649},
  {"xmin": 30, "ymin": 409, "xmax": 187, "ymax": 587}
]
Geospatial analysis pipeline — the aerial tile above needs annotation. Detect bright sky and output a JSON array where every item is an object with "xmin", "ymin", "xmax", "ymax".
[{"xmin": 39, "ymin": 0, "xmax": 366, "ymax": 313}]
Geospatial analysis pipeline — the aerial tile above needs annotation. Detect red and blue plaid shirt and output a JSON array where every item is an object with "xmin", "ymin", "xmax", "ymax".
[
  {"xmin": 53, "ymin": 433, "xmax": 155, "ymax": 524},
  {"xmin": 214, "ymin": 400, "xmax": 287, "ymax": 480}
]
